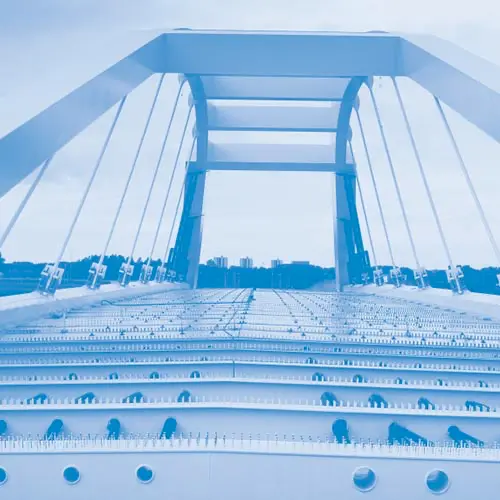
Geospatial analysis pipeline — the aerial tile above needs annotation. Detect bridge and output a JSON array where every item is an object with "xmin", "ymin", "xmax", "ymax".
[{"xmin": 0, "ymin": 29, "xmax": 500, "ymax": 499}]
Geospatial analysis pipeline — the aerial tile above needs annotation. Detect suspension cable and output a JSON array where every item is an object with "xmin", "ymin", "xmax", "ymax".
[
  {"xmin": 354, "ymin": 108, "xmax": 396, "ymax": 267},
  {"xmin": 146, "ymin": 104, "xmax": 194, "ymax": 268},
  {"xmin": 348, "ymin": 141, "xmax": 378, "ymax": 267},
  {"xmin": 434, "ymin": 96, "xmax": 500, "ymax": 267},
  {"xmin": 93, "ymin": 74, "xmax": 165, "ymax": 279},
  {"xmin": 128, "ymin": 102, "xmax": 194, "ymax": 268},
  {"xmin": 368, "ymin": 85, "xmax": 421, "ymax": 271},
  {"xmin": 0, "ymin": 157, "xmax": 53, "ymax": 249},
  {"xmin": 392, "ymin": 78, "xmax": 456, "ymax": 277},
  {"xmin": 45, "ymin": 96, "xmax": 127, "ymax": 291},
  {"xmin": 161, "ymin": 137, "xmax": 197, "ymax": 268}
]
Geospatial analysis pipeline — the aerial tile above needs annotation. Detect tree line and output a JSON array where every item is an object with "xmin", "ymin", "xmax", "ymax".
[{"xmin": 0, "ymin": 252, "xmax": 499, "ymax": 296}]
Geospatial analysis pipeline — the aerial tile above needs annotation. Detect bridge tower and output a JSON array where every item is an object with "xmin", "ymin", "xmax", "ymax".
[
  {"xmin": 168, "ymin": 75, "xmax": 370, "ymax": 290},
  {"xmin": 1, "ymin": 30, "xmax": 500, "ymax": 295}
]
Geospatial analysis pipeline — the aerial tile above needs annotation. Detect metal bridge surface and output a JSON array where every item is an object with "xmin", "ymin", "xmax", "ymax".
[{"xmin": 0, "ymin": 288, "xmax": 499, "ymax": 498}]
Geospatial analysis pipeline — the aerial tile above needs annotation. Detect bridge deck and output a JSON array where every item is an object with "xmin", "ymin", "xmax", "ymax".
[{"xmin": 0, "ymin": 287, "xmax": 499, "ymax": 497}]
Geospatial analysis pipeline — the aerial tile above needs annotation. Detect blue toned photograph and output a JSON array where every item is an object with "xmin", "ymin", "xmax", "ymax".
[{"xmin": 0, "ymin": 1, "xmax": 499, "ymax": 498}]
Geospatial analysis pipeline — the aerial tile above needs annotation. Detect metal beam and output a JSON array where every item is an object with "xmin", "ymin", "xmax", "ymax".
[
  {"xmin": 0, "ymin": 35, "xmax": 164, "ymax": 198},
  {"xmin": 206, "ymin": 102, "xmax": 345, "ymax": 132},
  {"xmin": 172, "ymin": 75, "xmax": 208, "ymax": 289},
  {"xmin": 187, "ymin": 161, "xmax": 355, "ymax": 174},
  {"xmin": 202, "ymin": 76, "xmax": 351, "ymax": 101},
  {"xmin": 207, "ymin": 142, "xmax": 354, "ymax": 164},
  {"xmin": 162, "ymin": 31, "xmax": 403, "ymax": 77},
  {"xmin": 334, "ymin": 77, "xmax": 370, "ymax": 289},
  {"xmin": 401, "ymin": 34, "xmax": 500, "ymax": 143}
]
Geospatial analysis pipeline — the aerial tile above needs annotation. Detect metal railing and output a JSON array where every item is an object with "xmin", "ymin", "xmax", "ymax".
[{"xmin": 1, "ymin": 435, "xmax": 500, "ymax": 461}]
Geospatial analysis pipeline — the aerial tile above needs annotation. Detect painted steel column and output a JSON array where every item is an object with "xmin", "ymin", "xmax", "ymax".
[
  {"xmin": 185, "ymin": 171, "xmax": 206, "ymax": 288},
  {"xmin": 173, "ymin": 75, "xmax": 209, "ymax": 289},
  {"xmin": 333, "ymin": 174, "xmax": 355, "ymax": 291},
  {"xmin": 333, "ymin": 77, "xmax": 369, "ymax": 290}
]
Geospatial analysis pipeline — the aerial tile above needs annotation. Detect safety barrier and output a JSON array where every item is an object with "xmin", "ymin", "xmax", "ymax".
[
  {"xmin": 0, "ymin": 394, "xmax": 497, "ymax": 415},
  {"xmin": 1, "ymin": 435, "xmax": 500, "ymax": 461}
]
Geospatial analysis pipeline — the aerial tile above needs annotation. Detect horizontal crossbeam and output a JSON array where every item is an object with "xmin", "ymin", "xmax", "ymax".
[
  {"xmin": 206, "ymin": 102, "xmax": 352, "ymax": 132},
  {"xmin": 187, "ymin": 161, "xmax": 355, "ymax": 174},
  {"xmin": 162, "ymin": 31, "xmax": 402, "ymax": 77},
  {"xmin": 202, "ymin": 76, "xmax": 351, "ymax": 101},
  {"xmin": 206, "ymin": 142, "xmax": 353, "ymax": 164}
]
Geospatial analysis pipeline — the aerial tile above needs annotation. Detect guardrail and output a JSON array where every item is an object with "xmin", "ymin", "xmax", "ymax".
[
  {"xmin": 0, "ymin": 354, "xmax": 498, "ymax": 376},
  {"xmin": 1, "ymin": 435, "xmax": 500, "ymax": 461},
  {"xmin": 0, "ymin": 338, "xmax": 499, "ymax": 363},
  {"xmin": 0, "ymin": 372, "xmax": 498, "ymax": 391},
  {"xmin": 0, "ymin": 395, "xmax": 496, "ymax": 415},
  {"xmin": 1, "ymin": 328, "xmax": 499, "ymax": 351}
]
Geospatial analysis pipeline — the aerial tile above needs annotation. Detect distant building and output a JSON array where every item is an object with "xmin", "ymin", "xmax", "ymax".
[
  {"xmin": 291, "ymin": 261, "xmax": 310, "ymax": 266},
  {"xmin": 213, "ymin": 256, "xmax": 228, "ymax": 269},
  {"xmin": 240, "ymin": 257, "xmax": 253, "ymax": 269},
  {"xmin": 271, "ymin": 259, "xmax": 283, "ymax": 268}
]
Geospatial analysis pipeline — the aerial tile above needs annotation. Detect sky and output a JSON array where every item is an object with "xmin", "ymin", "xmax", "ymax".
[{"xmin": 1, "ymin": 0, "xmax": 500, "ymax": 270}]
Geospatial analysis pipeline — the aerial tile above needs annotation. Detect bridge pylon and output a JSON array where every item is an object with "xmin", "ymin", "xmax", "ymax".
[{"xmin": 2, "ymin": 31, "xmax": 500, "ymax": 295}]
